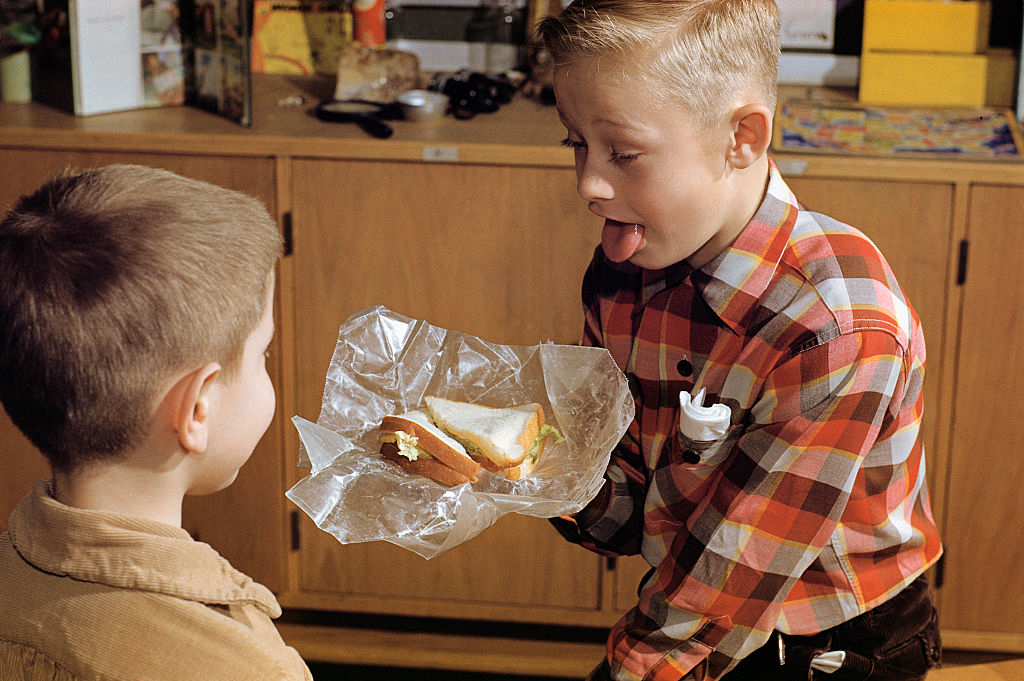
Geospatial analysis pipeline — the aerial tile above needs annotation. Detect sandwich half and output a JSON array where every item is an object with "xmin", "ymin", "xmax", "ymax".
[
  {"xmin": 424, "ymin": 396, "xmax": 563, "ymax": 480},
  {"xmin": 379, "ymin": 409, "xmax": 480, "ymax": 486}
]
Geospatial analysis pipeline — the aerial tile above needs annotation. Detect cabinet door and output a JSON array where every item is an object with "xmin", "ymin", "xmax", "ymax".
[
  {"xmin": 288, "ymin": 158, "xmax": 608, "ymax": 622},
  {"xmin": 0, "ymin": 149, "xmax": 287, "ymax": 592},
  {"xmin": 938, "ymin": 184, "xmax": 1024, "ymax": 649},
  {"xmin": 613, "ymin": 176, "xmax": 955, "ymax": 614}
]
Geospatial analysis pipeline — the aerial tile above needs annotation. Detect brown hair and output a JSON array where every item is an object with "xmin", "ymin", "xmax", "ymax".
[
  {"xmin": 0, "ymin": 165, "xmax": 281, "ymax": 472},
  {"xmin": 535, "ymin": 0, "xmax": 780, "ymax": 129}
]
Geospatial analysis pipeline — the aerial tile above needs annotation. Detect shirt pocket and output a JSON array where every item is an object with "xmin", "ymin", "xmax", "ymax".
[{"xmin": 669, "ymin": 423, "xmax": 742, "ymax": 470}]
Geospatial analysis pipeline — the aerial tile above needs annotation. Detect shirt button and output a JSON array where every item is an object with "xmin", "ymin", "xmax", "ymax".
[
  {"xmin": 682, "ymin": 449, "xmax": 701, "ymax": 464},
  {"xmin": 677, "ymin": 359, "xmax": 693, "ymax": 376}
]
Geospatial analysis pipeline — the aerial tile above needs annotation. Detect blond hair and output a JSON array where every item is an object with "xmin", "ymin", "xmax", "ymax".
[
  {"xmin": 536, "ymin": 0, "xmax": 780, "ymax": 129},
  {"xmin": 0, "ymin": 165, "xmax": 281, "ymax": 471}
]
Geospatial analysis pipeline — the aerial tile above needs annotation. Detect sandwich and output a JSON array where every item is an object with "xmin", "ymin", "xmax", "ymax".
[
  {"xmin": 378, "ymin": 409, "xmax": 481, "ymax": 487},
  {"xmin": 424, "ymin": 396, "xmax": 564, "ymax": 481}
]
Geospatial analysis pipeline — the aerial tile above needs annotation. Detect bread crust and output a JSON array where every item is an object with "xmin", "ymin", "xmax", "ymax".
[
  {"xmin": 425, "ymin": 397, "xmax": 545, "ymax": 469},
  {"xmin": 380, "ymin": 442, "xmax": 473, "ymax": 487},
  {"xmin": 379, "ymin": 414, "xmax": 480, "ymax": 481},
  {"xmin": 513, "ymin": 407, "xmax": 543, "ymax": 463}
]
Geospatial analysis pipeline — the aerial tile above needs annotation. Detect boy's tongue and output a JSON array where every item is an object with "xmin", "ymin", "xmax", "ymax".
[{"xmin": 602, "ymin": 219, "xmax": 646, "ymax": 263}]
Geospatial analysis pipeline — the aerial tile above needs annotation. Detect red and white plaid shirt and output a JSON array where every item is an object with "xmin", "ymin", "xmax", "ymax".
[{"xmin": 556, "ymin": 164, "xmax": 943, "ymax": 680}]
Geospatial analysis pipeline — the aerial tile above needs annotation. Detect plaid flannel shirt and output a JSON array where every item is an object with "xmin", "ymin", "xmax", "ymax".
[{"xmin": 557, "ymin": 165, "xmax": 942, "ymax": 680}]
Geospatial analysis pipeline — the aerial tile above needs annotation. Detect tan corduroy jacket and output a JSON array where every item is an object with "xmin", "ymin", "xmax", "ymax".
[{"xmin": 0, "ymin": 480, "xmax": 312, "ymax": 681}]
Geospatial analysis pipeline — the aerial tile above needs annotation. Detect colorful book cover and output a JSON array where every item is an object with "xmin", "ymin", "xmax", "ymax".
[
  {"xmin": 190, "ymin": 0, "xmax": 252, "ymax": 125},
  {"xmin": 251, "ymin": 0, "xmax": 352, "ymax": 76},
  {"xmin": 141, "ymin": 0, "xmax": 185, "ymax": 107}
]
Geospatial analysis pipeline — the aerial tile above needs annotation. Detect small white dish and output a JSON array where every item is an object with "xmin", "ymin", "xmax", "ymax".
[{"xmin": 397, "ymin": 89, "xmax": 448, "ymax": 122}]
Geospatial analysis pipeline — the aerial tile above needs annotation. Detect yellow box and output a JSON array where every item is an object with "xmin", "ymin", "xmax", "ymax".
[
  {"xmin": 859, "ymin": 48, "xmax": 1017, "ymax": 108},
  {"xmin": 863, "ymin": 0, "xmax": 991, "ymax": 54}
]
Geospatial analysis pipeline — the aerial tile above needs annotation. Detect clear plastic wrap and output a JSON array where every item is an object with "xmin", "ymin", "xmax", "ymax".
[{"xmin": 286, "ymin": 306, "xmax": 634, "ymax": 559}]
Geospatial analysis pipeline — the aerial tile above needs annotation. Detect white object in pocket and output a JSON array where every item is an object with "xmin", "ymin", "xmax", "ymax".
[{"xmin": 678, "ymin": 388, "xmax": 731, "ymax": 441}]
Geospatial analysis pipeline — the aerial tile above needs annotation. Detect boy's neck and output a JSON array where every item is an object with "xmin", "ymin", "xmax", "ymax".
[
  {"xmin": 52, "ymin": 460, "xmax": 187, "ymax": 528},
  {"xmin": 687, "ymin": 154, "xmax": 772, "ymax": 271}
]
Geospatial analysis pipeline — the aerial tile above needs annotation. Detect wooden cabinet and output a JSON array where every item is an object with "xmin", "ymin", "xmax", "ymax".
[
  {"xmin": 936, "ymin": 185, "xmax": 1024, "ymax": 651},
  {"xmin": 1, "ymin": 81, "xmax": 1023, "ymax": 668},
  {"xmin": 281, "ymin": 157, "xmax": 613, "ymax": 624}
]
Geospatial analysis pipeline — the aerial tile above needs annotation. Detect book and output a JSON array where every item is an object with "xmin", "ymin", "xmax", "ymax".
[
  {"xmin": 141, "ymin": 0, "xmax": 185, "ymax": 107},
  {"xmin": 69, "ymin": 0, "xmax": 143, "ymax": 115},
  {"xmin": 191, "ymin": 0, "xmax": 253, "ymax": 125},
  {"xmin": 251, "ymin": 0, "xmax": 352, "ymax": 76},
  {"xmin": 33, "ymin": 0, "xmax": 249, "ymax": 125}
]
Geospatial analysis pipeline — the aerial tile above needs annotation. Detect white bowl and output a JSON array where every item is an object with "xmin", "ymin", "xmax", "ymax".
[{"xmin": 397, "ymin": 89, "xmax": 448, "ymax": 122}]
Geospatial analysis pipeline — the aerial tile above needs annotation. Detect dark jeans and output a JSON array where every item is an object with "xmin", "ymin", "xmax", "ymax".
[{"xmin": 722, "ymin": 575, "xmax": 941, "ymax": 681}]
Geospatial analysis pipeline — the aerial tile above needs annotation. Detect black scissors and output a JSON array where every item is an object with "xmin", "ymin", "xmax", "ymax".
[{"xmin": 315, "ymin": 100, "xmax": 402, "ymax": 139}]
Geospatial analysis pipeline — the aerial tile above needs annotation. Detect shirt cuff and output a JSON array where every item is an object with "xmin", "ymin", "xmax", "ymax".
[{"xmin": 608, "ymin": 615, "xmax": 732, "ymax": 681}]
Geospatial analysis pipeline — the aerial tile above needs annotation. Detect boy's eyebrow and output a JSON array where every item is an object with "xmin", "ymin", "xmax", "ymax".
[
  {"xmin": 556, "ymin": 106, "xmax": 649, "ymax": 136},
  {"xmin": 594, "ymin": 114, "xmax": 649, "ymax": 133}
]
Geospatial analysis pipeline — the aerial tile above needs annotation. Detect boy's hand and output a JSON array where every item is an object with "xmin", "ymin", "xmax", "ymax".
[{"xmin": 586, "ymin": 659, "xmax": 613, "ymax": 681}]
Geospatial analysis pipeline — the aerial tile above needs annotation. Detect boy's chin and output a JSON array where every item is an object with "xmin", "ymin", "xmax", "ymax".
[
  {"xmin": 627, "ymin": 249, "xmax": 696, "ymax": 271},
  {"xmin": 186, "ymin": 470, "xmax": 241, "ymax": 497}
]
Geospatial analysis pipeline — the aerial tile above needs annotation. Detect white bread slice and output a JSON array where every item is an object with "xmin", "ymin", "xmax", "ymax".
[
  {"xmin": 424, "ymin": 396, "xmax": 546, "ymax": 479},
  {"xmin": 379, "ymin": 409, "xmax": 480, "ymax": 485}
]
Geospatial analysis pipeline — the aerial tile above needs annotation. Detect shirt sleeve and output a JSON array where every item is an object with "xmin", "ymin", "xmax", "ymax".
[
  {"xmin": 606, "ymin": 329, "xmax": 910, "ymax": 681},
  {"xmin": 549, "ymin": 252, "xmax": 648, "ymax": 557}
]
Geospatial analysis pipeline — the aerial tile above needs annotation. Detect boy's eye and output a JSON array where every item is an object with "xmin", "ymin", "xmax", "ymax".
[
  {"xmin": 560, "ymin": 137, "xmax": 586, "ymax": 150},
  {"xmin": 610, "ymin": 150, "xmax": 641, "ymax": 164}
]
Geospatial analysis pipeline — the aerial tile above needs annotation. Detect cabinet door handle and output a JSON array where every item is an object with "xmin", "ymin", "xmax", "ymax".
[
  {"xmin": 956, "ymin": 239, "xmax": 969, "ymax": 285},
  {"xmin": 282, "ymin": 211, "xmax": 294, "ymax": 257}
]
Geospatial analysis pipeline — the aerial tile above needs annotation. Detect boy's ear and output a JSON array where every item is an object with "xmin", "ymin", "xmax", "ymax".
[
  {"xmin": 175, "ymin": 363, "xmax": 221, "ymax": 455},
  {"xmin": 727, "ymin": 103, "xmax": 773, "ymax": 170}
]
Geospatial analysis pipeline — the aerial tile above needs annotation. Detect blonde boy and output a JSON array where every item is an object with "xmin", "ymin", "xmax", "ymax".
[
  {"xmin": 538, "ymin": 2, "xmax": 942, "ymax": 680},
  {"xmin": 0, "ymin": 166, "xmax": 311, "ymax": 680}
]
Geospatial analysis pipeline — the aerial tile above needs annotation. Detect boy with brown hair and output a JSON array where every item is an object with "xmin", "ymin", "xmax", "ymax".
[
  {"xmin": 0, "ymin": 165, "xmax": 312, "ymax": 680},
  {"xmin": 537, "ymin": 2, "xmax": 942, "ymax": 680}
]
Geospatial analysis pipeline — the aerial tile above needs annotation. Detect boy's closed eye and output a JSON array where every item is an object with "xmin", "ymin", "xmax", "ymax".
[
  {"xmin": 562, "ymin": 137, "xmax": 641, "ymax": 166},
  {"xmin": 609, "ymin": 149, "xmax": 641, "ymax": 164}
]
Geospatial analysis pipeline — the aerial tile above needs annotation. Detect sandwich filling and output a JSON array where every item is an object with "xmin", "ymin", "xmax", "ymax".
[
  {"xmin": 381, "ymin": 430, "xmax": 433, "ymax": 461},
  {"xmin": 526, "ymin": 424, "xmax": 565, "ymax": 463},
  {"xmin": 438, "ymin": 419, "xmax": 563, "ymax": 466}
]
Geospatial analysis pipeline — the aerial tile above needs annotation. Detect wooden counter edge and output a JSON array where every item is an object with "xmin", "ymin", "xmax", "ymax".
[
  {"xmin": 275, "ymin": 621, "xmax": 605, "ymax": 677},
  {"xmin": 928, "ymin": 656, "xmax": 1024, "ymax": 680}
]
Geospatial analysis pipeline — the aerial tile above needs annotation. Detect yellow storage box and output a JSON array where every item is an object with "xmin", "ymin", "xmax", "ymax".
[
  {"xmin": 863, "ymin": 0, "xmax": 992, "ymax": 54},
  {"xmin": 859, "ymin": 48, "xmax": 1017, "ymax": 107}
]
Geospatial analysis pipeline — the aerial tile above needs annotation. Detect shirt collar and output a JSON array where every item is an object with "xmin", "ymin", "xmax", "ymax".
[
  {"xmin": 692, "ymin": 163, "xmax": 799, "ymax": 334},
  {"xmin": 9, "ymin": 479, "xmax": 281, "ymax": 616},
  {"xmin": 627, "ymin": 163, "xmax": 798, "ymax": 327}
]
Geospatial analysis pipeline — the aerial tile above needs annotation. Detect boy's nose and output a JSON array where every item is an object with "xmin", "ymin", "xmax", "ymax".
[{"xmin": 576, "ymin": 163, "xmax": 614, "ymax": 202}]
